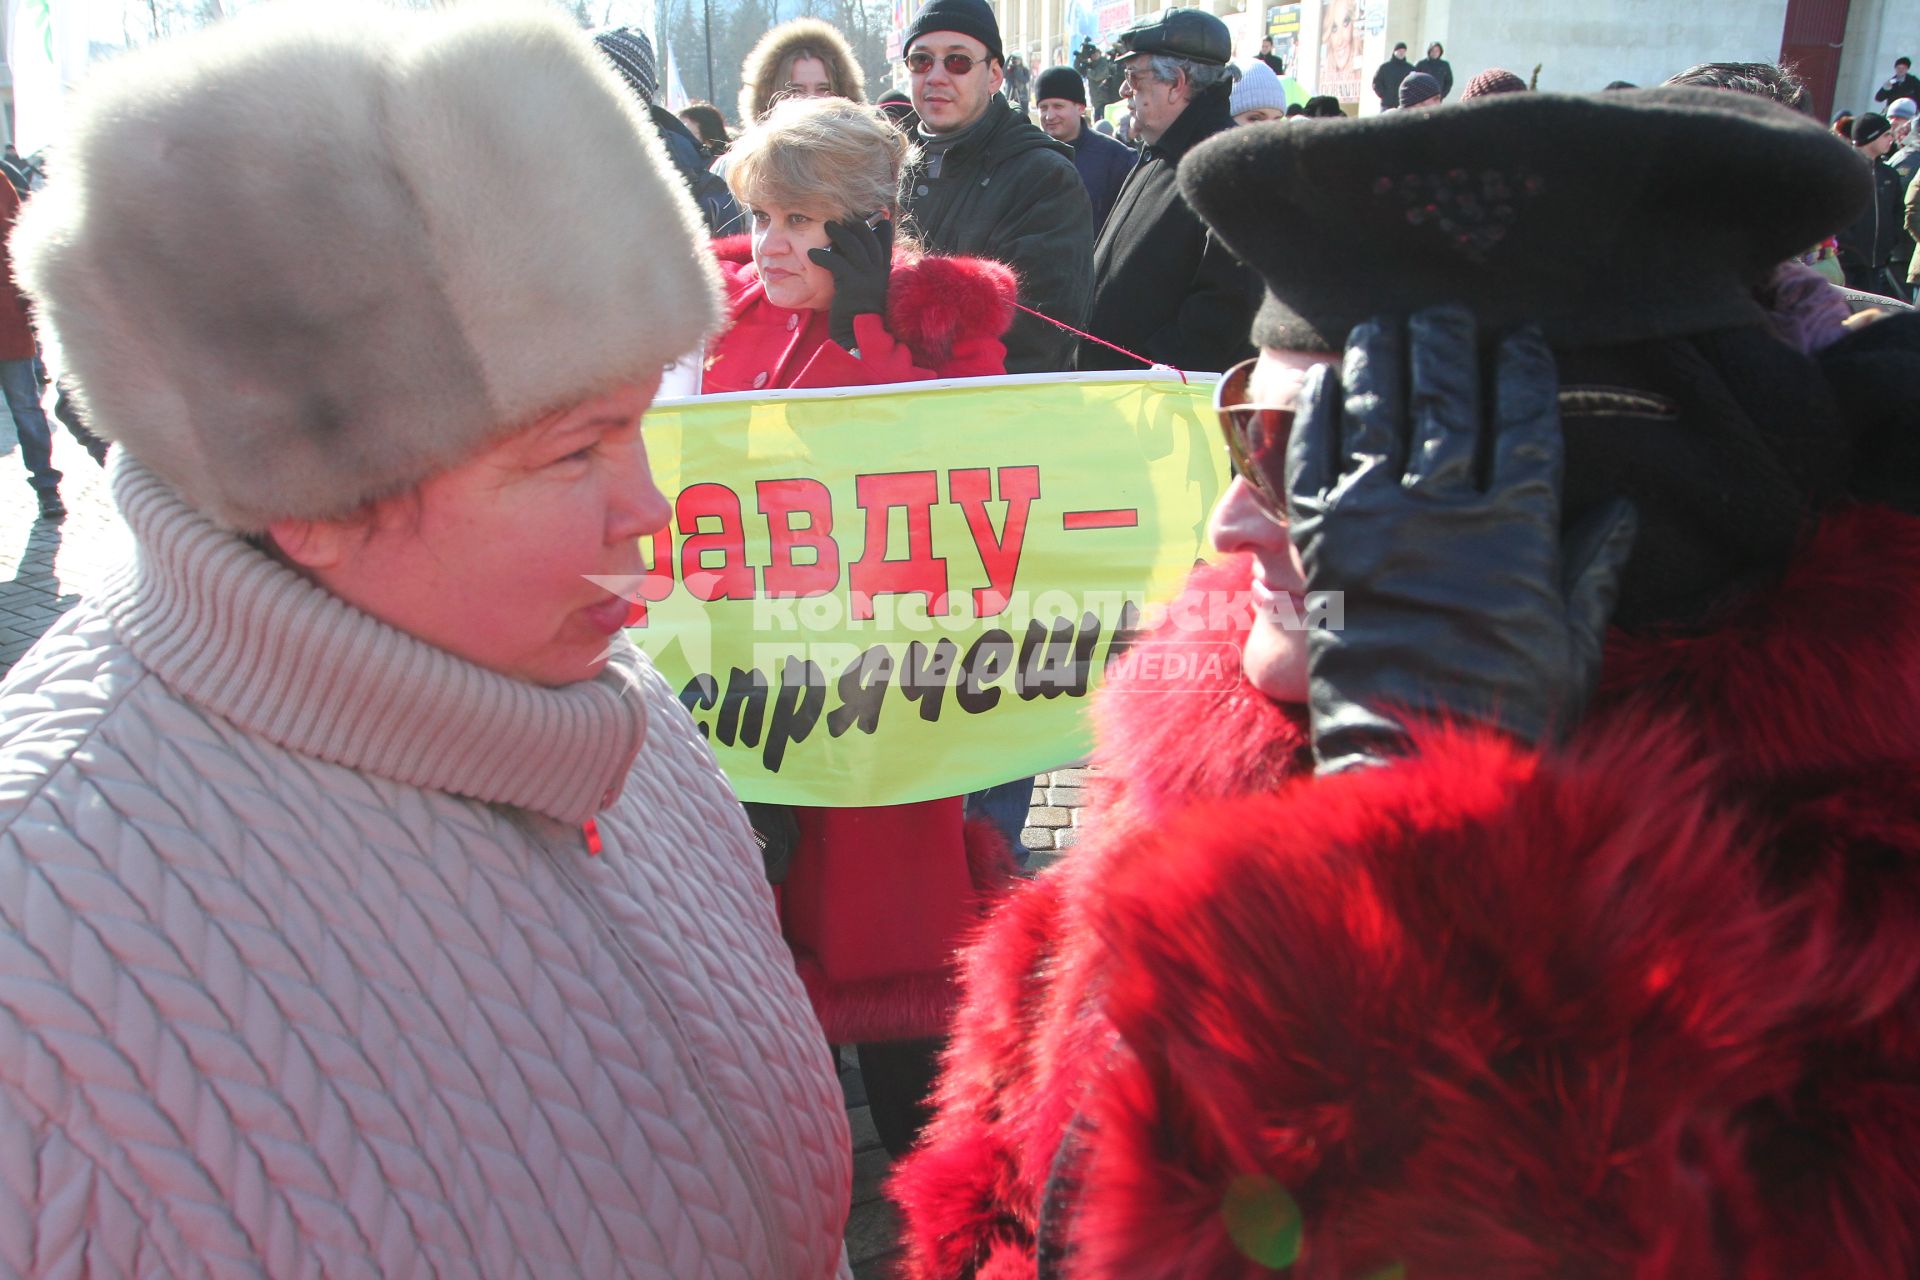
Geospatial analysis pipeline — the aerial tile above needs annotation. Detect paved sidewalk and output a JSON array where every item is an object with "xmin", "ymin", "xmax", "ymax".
[{"xmin": 0, "ymin": 426, "xmax": 128, "ymax": 675}]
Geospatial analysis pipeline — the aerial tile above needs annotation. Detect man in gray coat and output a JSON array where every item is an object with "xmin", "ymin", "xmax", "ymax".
[{"xmin": 898, "ymin": 0, "xmax": 1094, "ymax": 374}]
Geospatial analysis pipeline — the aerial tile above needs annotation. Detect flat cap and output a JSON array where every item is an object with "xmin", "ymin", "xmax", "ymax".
[
  {"xmin": 1179, "ymin": 87, "xmax": 1868, "ymax": 352},
  {"xmin": 1115, "ymin": 7, "xmax": 1230, "ymax": 66}
]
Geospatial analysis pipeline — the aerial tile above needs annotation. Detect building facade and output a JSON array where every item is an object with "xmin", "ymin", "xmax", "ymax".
[{"xmin": 965, "ymin": 0, "xmax": 1919, "ymax": 119}]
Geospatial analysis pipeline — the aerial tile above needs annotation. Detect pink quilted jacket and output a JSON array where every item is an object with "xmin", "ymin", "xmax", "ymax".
[{"xmin": 0, "ymin": 462, "xmax": 852, "ymax": 1278}]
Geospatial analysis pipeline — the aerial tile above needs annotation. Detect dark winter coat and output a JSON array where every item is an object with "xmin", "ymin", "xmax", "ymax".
[
  {"xmin": 1066, "ymin": 119, "xmax": 1135, "ymax": 230},
  {"xmin": 1005, "ymin": 60, "xmax": 1032, "ymax": 110},
  {"xmin": 1875, "ymin": 71, "xmax": 1920, "ymax": 108},
  {"xmin": 891, "ymin": 495, "xmax": 1920, "ymax": 1277},
  {"xmin": 901, "ymin": 95, "xmax": 1095, "ymax": 374},
  {"xmin": 1416, "ymin": 54, "xmax": 1454, "ymax": 96},
  {"xmin": 1076, "ymin": 87, "xmax": 1259, "ymax": 373},
  {"xmin": 1372, "ymin": 54, "xmax": 1412, "ymax": 106},
  {"xmin": 1836, "ymin": 153, "xmax": 1907, "ymax": 293},
  {"xmin": 653, "ymin": 105, "xmax": 742, "ymax": 237}
]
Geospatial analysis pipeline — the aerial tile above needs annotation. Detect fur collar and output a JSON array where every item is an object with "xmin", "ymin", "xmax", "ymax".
[
  {"xmin": 1091, "ymin": 503, "xmax": 1920, "ymax": 810},
  {"xmin": 895, "ymin": 504, "xmax": 1920, "ymax": 1279},
  {"xmin": 710, "ymin": 235, "xmax": 1015, "ymax": 369},
  {"xmin": 735, "ymin": 17, "xmax": 867, "ymax": 127},
  {"xmin": 1042, "ymin": 503, "xmax": 1920, "ymax": 1277}
]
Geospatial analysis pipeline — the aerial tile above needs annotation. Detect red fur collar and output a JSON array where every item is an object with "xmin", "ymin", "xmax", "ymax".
[
  {"xmin": 1091, "ymin": 504, "xmax": 1920, "ymax": 807},
  {"xmin": 708, "ymin": 234, "xmax": 1015, "ymax": 368},
  {"xmin": 1017, "ymin": 504, "xmax": 1920, "ymax": 1278}
]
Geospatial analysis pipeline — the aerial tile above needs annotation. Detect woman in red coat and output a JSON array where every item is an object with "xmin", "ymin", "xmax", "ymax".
[
  {"xmin": 703, "ymin": 96, "xmax": 1012, "ymax": 393},
  {"xmin": 702, "ymin": 96, "xmax": 1020, "ymax": 1153},
  {"xmin": 893, "ymin": 88, "xmax": 1920, "ymax": 1276}
]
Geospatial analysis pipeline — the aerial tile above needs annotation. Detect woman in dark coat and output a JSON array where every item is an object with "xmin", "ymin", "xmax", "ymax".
[{"xmin": 892, "ymin": 86, "xmax": 1920, "ymax": 1279}]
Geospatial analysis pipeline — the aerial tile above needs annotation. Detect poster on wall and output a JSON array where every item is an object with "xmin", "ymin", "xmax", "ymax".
[
  {"xmin": 1315, "ymin": 0, "xmax": 1362, "ymax": 102},
  {"xmin": 1097, "ymin": 0, "xmax": 1133, "ymax": 39},
  {"xmin": 1266, "ymin": 4, "xmax": 1301, "ymax": 74}
]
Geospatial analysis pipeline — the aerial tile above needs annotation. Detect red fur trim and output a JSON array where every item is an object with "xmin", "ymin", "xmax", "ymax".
[
  {"xmin": 1090, "ymin": 554, "xmax": 1310, "ymax": 832},
  {"xmin": 893, "ymin": 507, "xmax": 1920, "ymax": 1279},
  {"xmin": 796, "ymin": 954, "xmax": 958, "ymax": 1043},
  {"xmin": 888, "ymin": 1130, "xmax": 1036, "ymax": 1278},
  {"xmin": 1075, "ymin": 720, "xmax": 1806, "ymax": 1277},
  {"xmin": 883, "ymin": 253, "xmax": 1017, "ymax": 366},
  {"xmin": 1600, "ymin": 504, "xmax": 1920, "ymax": 785},
  {"xmin": 707, "ymin": 234, "xmax": 1016, "ymax": 370}
]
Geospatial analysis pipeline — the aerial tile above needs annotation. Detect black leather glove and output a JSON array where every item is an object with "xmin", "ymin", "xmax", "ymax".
[
  {"xmin": 1286, "ymin": 306, "xmax": 1638, "ymax": 774},
  {"xmin": 808, "ymin": 217, "xmax": 895, "ymax": 352}
]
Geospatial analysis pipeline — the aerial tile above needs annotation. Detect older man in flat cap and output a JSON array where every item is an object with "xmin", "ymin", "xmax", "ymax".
[{"xmin": 1075, "ymin": 6, "xmax": 1260, "ymax": 373}]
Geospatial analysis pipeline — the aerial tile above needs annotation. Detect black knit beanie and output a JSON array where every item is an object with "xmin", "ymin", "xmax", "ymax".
[
  {"xmin": 1853, "ymin": 112, "xmax": 1891, "ymax": 145},
  {"xmin": 902, "ymin": 0, "xmax": 1003, "ymax": 62},
  {"xmin": 1035, "ymin": 65, "xmax": 1086, "ymax": 105}
]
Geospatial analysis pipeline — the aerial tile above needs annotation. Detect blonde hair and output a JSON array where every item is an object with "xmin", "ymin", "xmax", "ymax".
[{"xmin": 726, "ymin": 97, "xmax": 913, "ymax": 223}]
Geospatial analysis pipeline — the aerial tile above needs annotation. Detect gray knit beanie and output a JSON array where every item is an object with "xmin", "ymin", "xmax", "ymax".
[{"xmin": 1231, "ymin": 57, "xmax": 1289, "ymax": 117}]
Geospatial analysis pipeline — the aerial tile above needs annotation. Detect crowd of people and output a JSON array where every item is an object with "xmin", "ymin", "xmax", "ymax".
[{"xmin": 2, "ymin": 1, "xmax": 1919, "ymax": 1277}]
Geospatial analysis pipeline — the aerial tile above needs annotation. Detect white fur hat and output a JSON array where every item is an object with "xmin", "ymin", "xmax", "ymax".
[{"xmin": 12, "ymin": 3, "xmax": 721, "ymax": 530}]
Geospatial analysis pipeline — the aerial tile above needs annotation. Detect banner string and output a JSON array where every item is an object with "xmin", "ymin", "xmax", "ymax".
[{"xmin": 1012, "ymin": 302, "xmax": 1191, "ymax": 384}]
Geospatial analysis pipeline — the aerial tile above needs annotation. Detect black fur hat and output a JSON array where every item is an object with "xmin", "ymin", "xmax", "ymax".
[{"xmin": 1181, "ymin": 87, "xmax": 1868, "ymax": 354}]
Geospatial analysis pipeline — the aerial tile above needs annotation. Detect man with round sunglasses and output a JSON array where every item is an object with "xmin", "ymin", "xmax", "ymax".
[
  {"xmin": 897, "ymin": 0, "xmax": 1093, "ymax": 376},
  {"xmin": 893, "ymin": 87, "xmax": 1920, "ymax": 1278}
]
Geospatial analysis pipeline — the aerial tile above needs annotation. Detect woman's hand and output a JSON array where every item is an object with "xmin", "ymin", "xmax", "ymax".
[
  {"xmin": 1286, "ymin": 306, "xmax": 1637, "ymax": 773},
  {"xmin": 808, "ymin": 217, "xmax": 895, "ymax": 352}
]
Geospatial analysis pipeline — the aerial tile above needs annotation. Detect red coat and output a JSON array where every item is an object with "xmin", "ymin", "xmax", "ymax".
[
  {"xmin": 701, "ymin": 235, "xmax": 1022, "ymax": 1044},
  {"xmin": 0, "ymin": 180, "xmax": 38, "ymax": 361},
  {"xmin": 891, "ymin": 504, "xmax": 1920, "ymax": 1278},
  {"xmin": 701, "ymin": 235, "xmax": 1014, "ymax": 394}
]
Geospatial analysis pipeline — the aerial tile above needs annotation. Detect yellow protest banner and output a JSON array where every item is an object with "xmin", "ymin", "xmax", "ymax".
[{"xmin": 627, "ymin": 371, "xmax": 1230, "ymax": 805}]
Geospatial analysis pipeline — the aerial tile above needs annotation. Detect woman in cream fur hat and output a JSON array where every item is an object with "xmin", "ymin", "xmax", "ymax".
[{"xmin": 0, "ymin": 5, "xmax": 852, "ymax": 1276}]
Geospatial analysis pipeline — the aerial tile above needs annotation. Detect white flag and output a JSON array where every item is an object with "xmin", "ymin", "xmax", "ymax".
[{"xmin": 663, "ymin": 39, "xmax": 690, "ymax": 110}]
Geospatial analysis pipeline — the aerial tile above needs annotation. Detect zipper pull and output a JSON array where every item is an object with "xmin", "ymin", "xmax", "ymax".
[{"xmin": 583, "ymin": 817, "xmax": 603, "ymax": 857}]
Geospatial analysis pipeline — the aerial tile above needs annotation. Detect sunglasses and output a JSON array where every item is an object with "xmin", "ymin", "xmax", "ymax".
[
  {"xmin": 1214, "ymin": 357, "xmax": 1293, "ymax": 512},
  {"xmin": 1214, "ymin": 356, "xmax": 1684, "ymax": 516},
  {"xmin": 905, "ymin": 50, "xmax": 988, "ymax": 76}
]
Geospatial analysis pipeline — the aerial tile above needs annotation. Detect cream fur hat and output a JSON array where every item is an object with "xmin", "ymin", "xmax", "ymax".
[{"xmin": 12, "ymin": 2, "xmax": 721, "ymax": 531}]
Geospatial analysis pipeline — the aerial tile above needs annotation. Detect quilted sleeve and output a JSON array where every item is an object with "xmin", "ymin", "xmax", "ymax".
[{"xmin": 0, "ymin": 1079, "xmax": 145, "ymax": 1280}]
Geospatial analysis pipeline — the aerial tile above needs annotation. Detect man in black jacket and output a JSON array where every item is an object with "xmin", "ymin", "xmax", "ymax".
[
  {"xmin": 1076, "ymin": 8, "xmax": 1259, "ymax": 373},
  {"xmin": 1875, "ymin": 56, "xmax": 1920, "ymax": 111},
  {"xmin": 1035, "ymin": 65, "xmax": 1134, "ymax": 228},
  {"xmin": 593, "ymin": 25, "xmax": 742, "ymax": 236},
  {"xmin": 898, "ymin": 0, "xmax": 1094, "ymax": 373},
  {"xmin": 1373, "ymin": 42, "xmax": 1412, "ymax": 109},
  {"xmin": 1838, "ymin": 112, "xmax": 1910, "ymax": 298}
]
